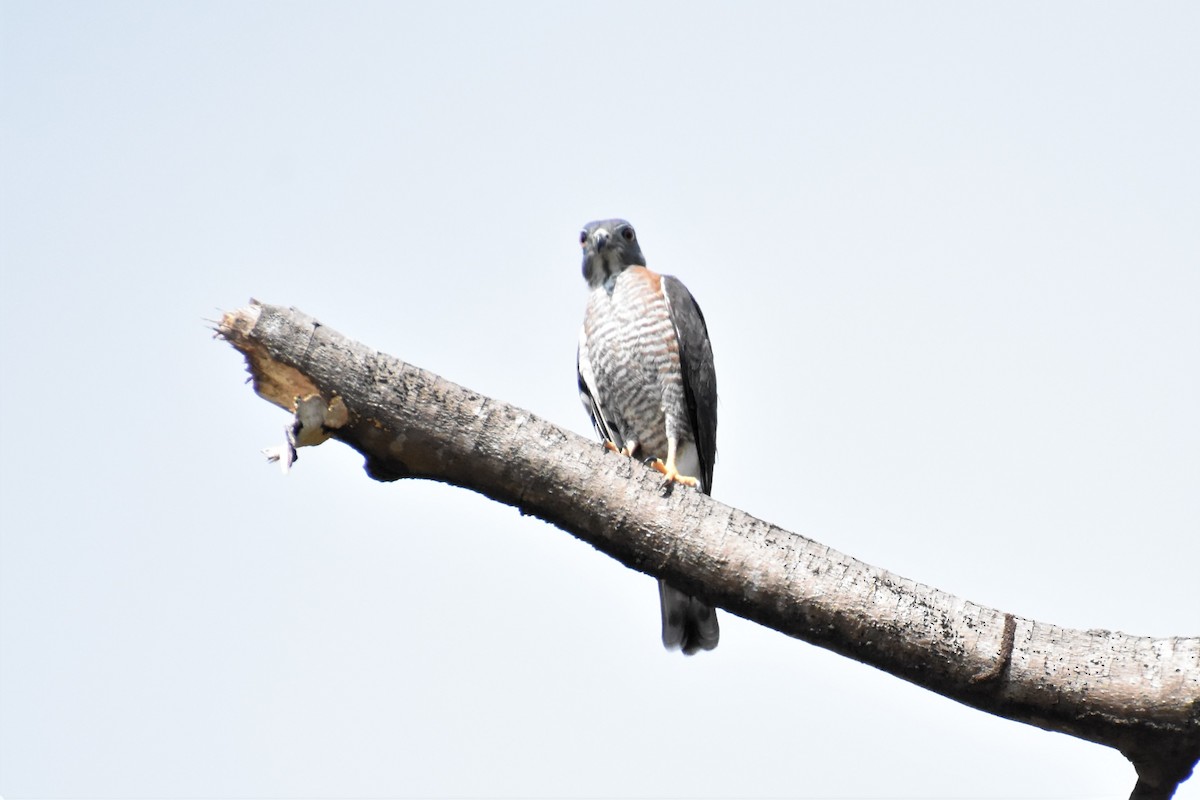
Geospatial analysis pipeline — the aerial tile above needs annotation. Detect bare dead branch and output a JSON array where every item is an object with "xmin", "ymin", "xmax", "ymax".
[{"xmin": 216, "ymin": 301, "xmax": 1199, "ymax": 798}]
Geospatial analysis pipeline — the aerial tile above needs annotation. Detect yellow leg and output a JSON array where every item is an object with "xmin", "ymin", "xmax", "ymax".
[
  {"xmin": 604, "ymin": 440, "xmax": 634, "ymax": 457},
  {"xmin": 652, "ymin": 439, "xmax": 700, "ymax": 488}
]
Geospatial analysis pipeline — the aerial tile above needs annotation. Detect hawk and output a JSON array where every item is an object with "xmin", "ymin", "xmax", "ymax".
[{"xmin": 576, "ymin": 219, "xmax": 720, "ymax": 655}]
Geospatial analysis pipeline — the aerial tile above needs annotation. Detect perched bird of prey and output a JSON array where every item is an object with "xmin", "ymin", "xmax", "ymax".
[{"xmin": 576, "ymin": 219, "xmax": 719, "ymax": 655}]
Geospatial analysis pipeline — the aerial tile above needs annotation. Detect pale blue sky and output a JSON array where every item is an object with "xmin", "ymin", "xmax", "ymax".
[{"xmin": 2, "ymin": 2, "xmax": 1197, "ymax": 798}]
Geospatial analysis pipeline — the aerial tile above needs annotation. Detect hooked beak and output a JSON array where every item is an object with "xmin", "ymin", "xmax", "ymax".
[{"xmin": 590, "ymin": 228, "xmax": 610, "ymax": 252}]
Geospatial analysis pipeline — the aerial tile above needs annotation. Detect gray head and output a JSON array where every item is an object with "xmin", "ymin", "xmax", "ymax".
[{"xmin": 580, "ymin": 219, "xmax": 646, "ymax": 288}]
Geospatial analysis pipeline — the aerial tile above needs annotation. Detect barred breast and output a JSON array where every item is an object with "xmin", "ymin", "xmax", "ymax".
[{"xmin": 581, "ymin": 266, "xmax": 689, "ymax": 460}]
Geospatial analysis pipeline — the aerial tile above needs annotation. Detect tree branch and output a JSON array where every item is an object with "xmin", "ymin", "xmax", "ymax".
[{"xmin": 217, "ymin": 301, "xmax": 1199, "ymax": 799}]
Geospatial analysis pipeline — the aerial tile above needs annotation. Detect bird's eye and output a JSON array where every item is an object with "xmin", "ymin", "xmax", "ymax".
[
  {"xmin": 621, "ymin": 227, "xmax": 635, "ymax": 241},
  {"xmin": 579, "ymin": 230, "xmax": 587, "ymax": 244}
]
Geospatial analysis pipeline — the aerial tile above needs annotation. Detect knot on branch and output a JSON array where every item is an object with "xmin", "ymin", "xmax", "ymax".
[{"xmin": 969, "ymin": 612, "xmax": 1017, "ymax": 685}]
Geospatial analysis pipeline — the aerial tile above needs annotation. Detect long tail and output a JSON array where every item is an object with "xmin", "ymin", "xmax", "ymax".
[{"xmin": 658, "ymin": 580, "xmax": 719, "ymax": 655}]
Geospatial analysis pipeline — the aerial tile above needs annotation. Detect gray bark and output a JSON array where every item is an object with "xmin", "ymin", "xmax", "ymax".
[{"xmin": 217, "ymin": 301, "xmax": 1199, "ymax": 798}]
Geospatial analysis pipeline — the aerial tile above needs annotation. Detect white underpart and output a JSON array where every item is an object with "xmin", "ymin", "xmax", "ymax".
[{"xmin": 672, "ymin": 439, "xmax": 701, "ymax": 487}]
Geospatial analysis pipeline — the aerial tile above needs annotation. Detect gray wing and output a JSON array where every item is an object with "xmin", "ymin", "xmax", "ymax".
[
  {"xmin": 576, "ymin": 335, "xmax": 616, "ymax": 445},
  {"xmin": 662, "ymin": 275, "xmax": 717, "ymax": 496}
]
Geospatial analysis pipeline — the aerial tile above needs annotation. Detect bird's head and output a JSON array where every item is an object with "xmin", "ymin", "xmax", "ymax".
[{"xmin": 580, "ymin": 219, "xmax": 645, "ymax": 288}]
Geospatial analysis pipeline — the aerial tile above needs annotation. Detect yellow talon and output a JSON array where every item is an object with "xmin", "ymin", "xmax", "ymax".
[
  {"xmin": 652, "ymin": 456, "xmax": 700, "ymax": 488},
  {"xmin": 604, "ymin": 441, "xmax": 633, "ymax": 457}
]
